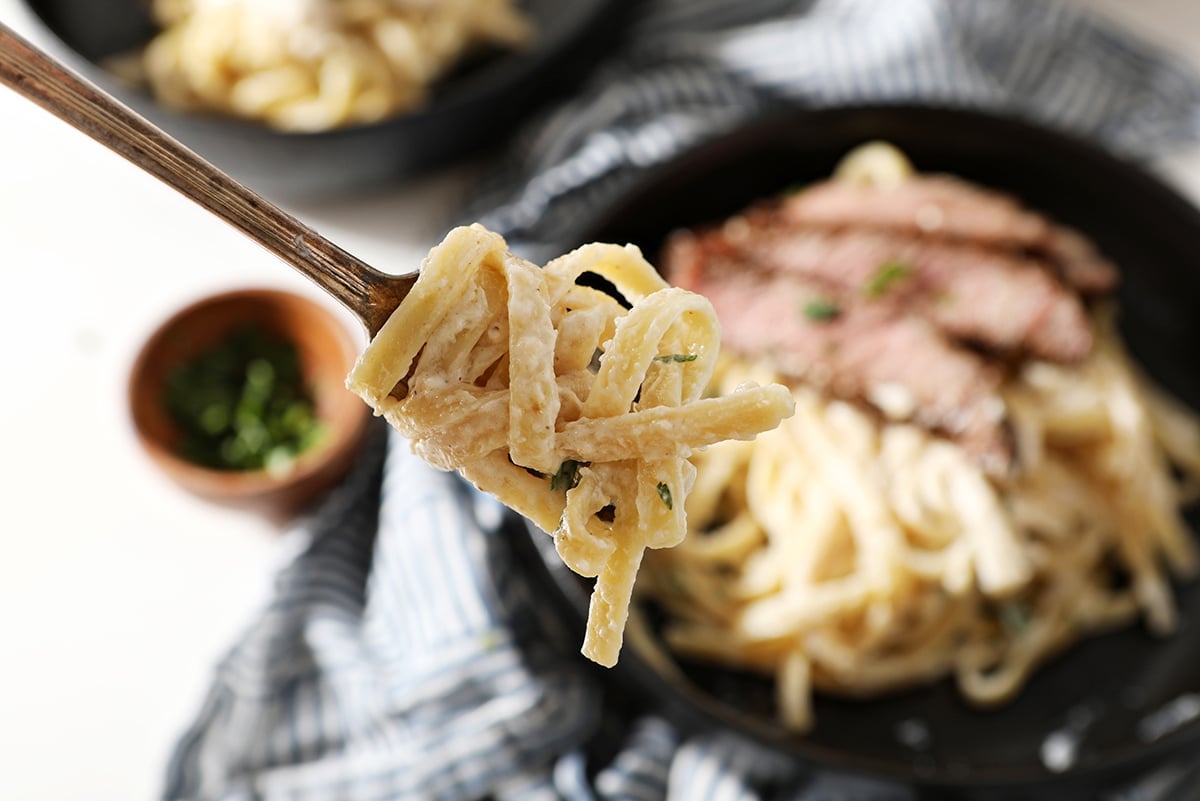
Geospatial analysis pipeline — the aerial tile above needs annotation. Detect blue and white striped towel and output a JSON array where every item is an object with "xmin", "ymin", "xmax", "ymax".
[
  {"xmin": 471, "ymin": 0, "xmax": 1200, "ymax": 262},
  {"xmin": 165, "ymin": 1, "xmax": 1200, "ymax": 799}
]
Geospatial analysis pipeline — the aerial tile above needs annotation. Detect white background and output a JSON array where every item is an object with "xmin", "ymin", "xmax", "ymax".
[{"xmin": 1, "ymin": 1, "xmax": 1200, "ymax": 799}]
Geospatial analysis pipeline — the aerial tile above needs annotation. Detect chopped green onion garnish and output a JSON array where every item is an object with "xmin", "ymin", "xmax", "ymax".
[
  {"xmin": 550, "ymin": 459, "xmax": 583, "ymax": 492},
  {"xmin": 865, "ymin": 260, "xmax": 913, "ymax": 298},
  {"xmin": 654, "ymin": 353, "xmax": 698, "ymax": 364},
  {"xmin": 803, "ymin": 298, "xmax": 841, "ymax": 322},
  {"xmin": 657, "ymin": 482, "xmax": 673, "ymax": 510},
  {"xmin": 164, "ymin": 326, "xmax": 324, "ymax": 473}
]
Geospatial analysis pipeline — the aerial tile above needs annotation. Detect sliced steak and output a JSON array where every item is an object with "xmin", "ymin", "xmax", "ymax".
[
  {"xmin": 782, "ymin": 175, "xmax": 1047, "ymax": 245},
  {"xmin": 781, "ymin": 175, "xmax": 1118, "ymax": 294},
  {"xmin": 665, "ymin": 248, "xmax": 1012, "ymax": 473},
  {"xmin": 727, "ymin": 225, "xmax": 1093, "ymax": 363},
  {"xmin": 1036, "ymin": 225, "xmax": 1119, "ymax": 295},
  {"xmin": 661, "ymin": 170, "xmax": 1120, "ymax": 475}
]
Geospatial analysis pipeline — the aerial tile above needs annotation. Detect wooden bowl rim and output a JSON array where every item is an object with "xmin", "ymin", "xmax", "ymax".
[{"xmin": 127, "ymin": 287, "xmax": 371, "ymax": 500}]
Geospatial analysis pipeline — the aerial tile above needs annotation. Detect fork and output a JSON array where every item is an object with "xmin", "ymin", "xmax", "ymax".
[{"xmin": 0, "ymin": 21, "xmax": 415, "ymax": 337}]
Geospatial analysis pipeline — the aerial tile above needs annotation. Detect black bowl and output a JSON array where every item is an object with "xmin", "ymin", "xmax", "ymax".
[
  {"xmin": 512, "ymin": 105, "xmax": 1200, "ymax": 799},
  {"xmin": 21, "ymin": 0, "xmax": 633, "ymax": 197}
]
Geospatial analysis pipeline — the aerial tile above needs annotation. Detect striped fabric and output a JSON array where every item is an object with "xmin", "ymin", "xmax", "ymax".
[
  {"xmin": 469, "ymin": 0, "xmax": 1200, "ymax": 263},
  {"xmin": 165, "ymin": 1, "xmax": 1200, "ymax": 800}
]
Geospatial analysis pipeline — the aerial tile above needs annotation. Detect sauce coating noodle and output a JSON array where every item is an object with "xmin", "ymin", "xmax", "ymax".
[{"xmin": 348, "ymin": 224, "xmax": 795, "ymax": 665}]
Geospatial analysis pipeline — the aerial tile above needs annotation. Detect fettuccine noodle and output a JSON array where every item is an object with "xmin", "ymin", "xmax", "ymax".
[
  {"xmin": 139, "ymin": 0, "xmax": 532, "ymax": 131},
  {"xmin": 347, "ymin": 224, "xmax": 795, "ymax": 666},
  {"xmin": 639, "ymin": 318, "xmax": 1200, "ymax": 730}
]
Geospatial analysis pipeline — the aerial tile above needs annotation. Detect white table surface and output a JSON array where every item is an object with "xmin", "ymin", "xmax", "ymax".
[{"xmin": 2, "ymin": 2, "xmax": 1200, "ymax": 799}]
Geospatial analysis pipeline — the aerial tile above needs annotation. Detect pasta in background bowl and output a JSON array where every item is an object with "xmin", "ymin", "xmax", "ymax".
[
  {"xmin": 140, "ymin": 0, "xmax": 534, "ymax": 132},
  {"xmin": 21, "ymin": 0, "xmax": 633, "ymax": 195},
  {"xmin": 511, "ymin": 106, "xmax": 1200, "ymax": 799}
]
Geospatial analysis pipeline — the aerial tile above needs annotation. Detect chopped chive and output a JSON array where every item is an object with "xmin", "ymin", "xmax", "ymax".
[
  {"xmin": 163, "ymin": 326, "xmax": 324, "ymax": 472},
  {"xmin": 865, "ymin": 260, "xmax": 913, "ymax": 298},
  {"xmin": 803, "ymin": 298, "xmax": 841, "ymax": 322},
  {"xmin": 653, "ymin": 353, "xmax": 698, "ymax": 364},
  {"xmin": 657, "ymin": 482, "xmax": 673, "ymax": 510},
  {"xmin": 550, "ymin": 459, "xmax": 583, "ymax": 492}
]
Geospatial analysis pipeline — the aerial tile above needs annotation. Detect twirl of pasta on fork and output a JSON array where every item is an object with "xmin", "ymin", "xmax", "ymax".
[{"xmin": 347, "ymin": 224, "xmax": 795, "ymax": 665}]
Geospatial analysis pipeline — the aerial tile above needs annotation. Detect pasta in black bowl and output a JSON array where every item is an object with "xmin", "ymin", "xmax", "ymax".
[
  {"xmin": 512, "ymin": 105, "xmax": 1200, "ymax": 800},
  {"xmin": 20, "ymin": 0, "xmax": 633, "ymax": 196}
]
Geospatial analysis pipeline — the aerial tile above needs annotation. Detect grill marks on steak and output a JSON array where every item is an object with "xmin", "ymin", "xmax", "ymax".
[{"xmin": 662, "ymin": 175, "xmax": 1117, "ymax": 475}]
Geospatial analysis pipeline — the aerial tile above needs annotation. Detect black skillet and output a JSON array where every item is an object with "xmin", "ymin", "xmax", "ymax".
[
  {"xmin": 510, "ymin": 105, "xmax": 1200, "ymax": 800},
  {"xmin": 19, "ymin": 0, "xmax": 634, "ymax": 197}
]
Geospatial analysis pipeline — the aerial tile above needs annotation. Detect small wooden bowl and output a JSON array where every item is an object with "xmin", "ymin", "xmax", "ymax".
[{"xmin": 128, "ymin": 288, "xmax": 372, "ymax": 520}]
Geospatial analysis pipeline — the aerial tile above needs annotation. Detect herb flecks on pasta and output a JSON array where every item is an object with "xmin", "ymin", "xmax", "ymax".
[{"xmin": 347, "ymin": 224, "xmax": 795, "ymax": 666}]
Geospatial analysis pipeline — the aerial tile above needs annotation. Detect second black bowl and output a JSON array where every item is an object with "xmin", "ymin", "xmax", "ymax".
[{"xmin": 22, "ymin": 0, "xmax": 633, "ymax": 197}]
